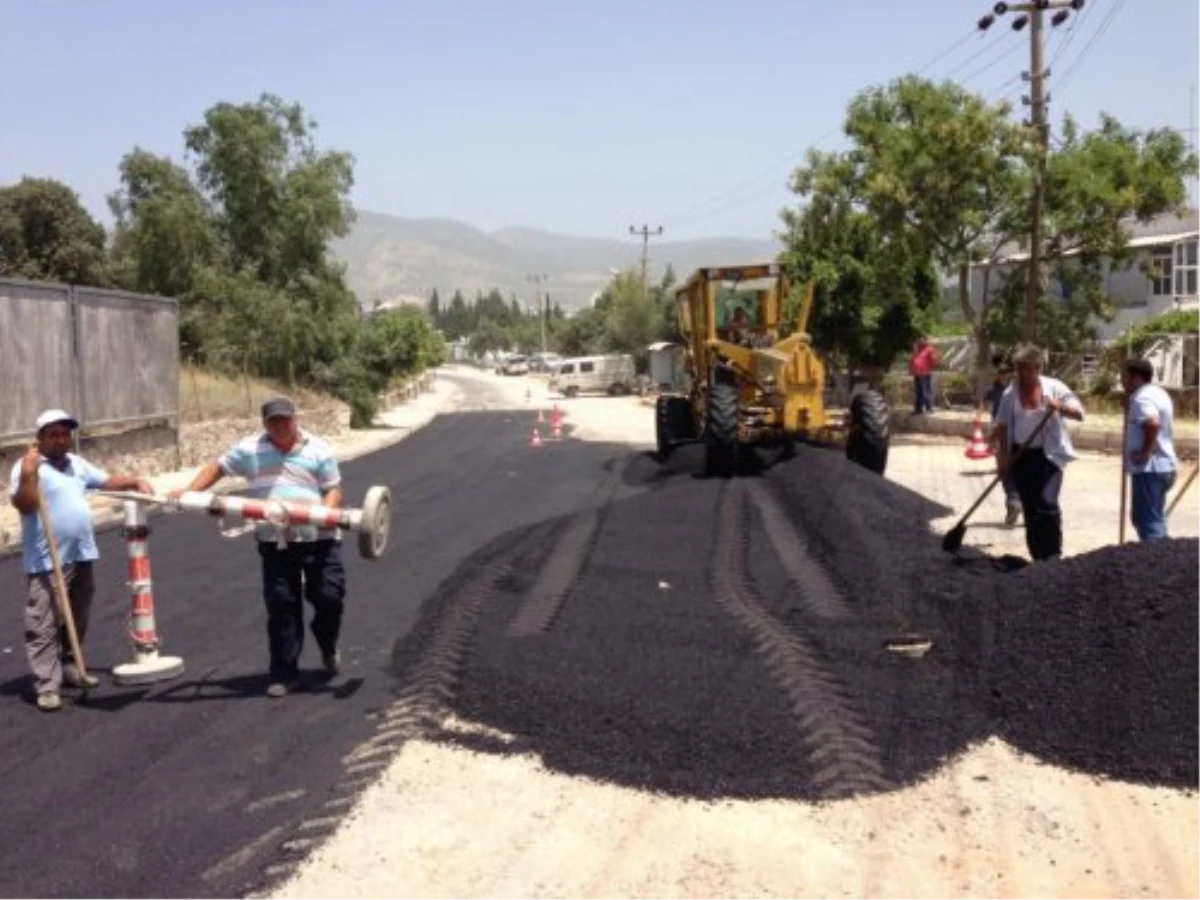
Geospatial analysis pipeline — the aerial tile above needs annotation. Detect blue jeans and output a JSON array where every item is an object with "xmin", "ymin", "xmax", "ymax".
[
  {"xmin": 913, "ymin": 375, "xmax": 933, "ymax": 413},
  {"xmin": 1130, "ymin": 471, "xmax": 1176, "ymax": 541}
]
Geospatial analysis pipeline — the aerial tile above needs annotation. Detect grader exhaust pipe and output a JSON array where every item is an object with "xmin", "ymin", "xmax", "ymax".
[{"xmin": 93, "ymin": 486, "xmax": 393, "ymax": 560}]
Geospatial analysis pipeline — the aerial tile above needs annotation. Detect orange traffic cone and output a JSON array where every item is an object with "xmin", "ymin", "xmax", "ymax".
[
  {"xmin": 530, "ymin": 425, "xmax": 543, "ymax": 449},
  {"xmin": 537, "ymin": 408, "xmax": 544, "ymax": 423},
  {"xmin": 964, "ymin": 413, "xmax": 993, "ymax": 460},
  {"xmin": 549, "ymin": 420, "xmax": 563, "ymax": 441},
  {"xmin": 551, "ymin": 404, "xmax": 562, "ymax": 427}
]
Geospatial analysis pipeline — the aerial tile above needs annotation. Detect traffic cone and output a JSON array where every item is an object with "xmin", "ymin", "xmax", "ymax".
[
  {"xmin": 551, "ymin": 404, "xmax": 562, "ymax": 427},
  {"xmin": 964, "ymin": 413, "xmax": 993, "ymax": 460},
  {"xmin": 548, "ymin": 419, "xmax": 563, "ymax": 441},
  {"xmin": 530, "ymin": 425, "xmax": 543, "ymax": 449},
  {"xmin": 537, "ymin": 408, "xmax": 544, "ymax": 423}
]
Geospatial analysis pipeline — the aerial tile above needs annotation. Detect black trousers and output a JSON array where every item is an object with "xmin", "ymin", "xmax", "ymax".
[
  {"xmin": 1011, "ymin": 447, "xmax": 1064, "ymax": 561},
  {"xmin": 257, "ymin": 539, "xmax": 346, "ymax": 680}
]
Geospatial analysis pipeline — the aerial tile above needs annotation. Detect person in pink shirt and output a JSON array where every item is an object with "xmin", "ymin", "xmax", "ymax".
[{"xmin": 909, "ymin": 336, "xmax": 938, "ymax": 414}]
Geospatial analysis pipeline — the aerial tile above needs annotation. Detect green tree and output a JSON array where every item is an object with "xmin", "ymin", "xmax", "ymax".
[
  {"xmin": 781, "ymin": 158, "xmax": 939, "ymax": 372},
  {"xmin": 0, "ymin": 177, "xmax": 108, "ymax": 285},
  {"xmin": 984, "ymin": 115, "xmax": 1196, "ymax": 353},
  {"xmin": 790, "ymin": 76, "xmax": 1028, "ymax": 389}
]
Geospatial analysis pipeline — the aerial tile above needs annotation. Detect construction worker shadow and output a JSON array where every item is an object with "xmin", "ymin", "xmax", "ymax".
[
  {"xmin": 146, "ymin": 672, "xmax": 365, "ymax": 703},
  {"xmin": 0, "ymin": 675, "xmax": 150, "ymax": 712}
]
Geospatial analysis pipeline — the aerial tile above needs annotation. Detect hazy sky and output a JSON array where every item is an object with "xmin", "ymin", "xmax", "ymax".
[{"xmin": 1, "ymin": 0, "xmax": 1196, "ymax": 242}]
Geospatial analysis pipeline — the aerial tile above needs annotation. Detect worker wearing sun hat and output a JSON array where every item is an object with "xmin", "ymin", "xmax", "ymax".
[{"xmin": 7, "ymin": 409, "xmax": 154, "ymax": 711}]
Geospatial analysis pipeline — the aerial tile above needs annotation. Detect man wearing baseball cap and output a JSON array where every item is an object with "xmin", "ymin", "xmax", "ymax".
[
  {"xmin": 171, "ymin": 397, "xmax": 347, "ymax": 698},
  {"xmin": 8, "ymin": 409, "xmax": 154, "ymax": 711}
]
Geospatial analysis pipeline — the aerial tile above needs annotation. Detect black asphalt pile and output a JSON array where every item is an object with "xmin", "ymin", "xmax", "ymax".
[
  {"xmin": 397, "ymin": 444, "xmax": 1196, "ymax": 801},
  {"xmin": 405, "ymin": 448, "xmax": 988, "ymax": 800},
  {"xmin": 984, "ymin": 538, "xmax": 1199, "ymax": 788}
]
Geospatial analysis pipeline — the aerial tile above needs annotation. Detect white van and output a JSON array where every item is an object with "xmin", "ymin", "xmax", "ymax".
[{"xmin": 550, "ymin": 354, "xmax": 636, "ymax": 397}]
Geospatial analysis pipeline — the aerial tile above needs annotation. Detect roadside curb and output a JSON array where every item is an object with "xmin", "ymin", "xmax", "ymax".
[
  {"xmin": 0, "ymin": 373, "xmax": 464, "ymax": 558},
  {"xmin": 890, "ymin": 411, "xmax": 1200, "ymax": 458}
]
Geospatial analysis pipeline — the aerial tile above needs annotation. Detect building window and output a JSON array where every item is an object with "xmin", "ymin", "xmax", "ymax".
[
  {"xmin": 1150, "ymin": 250, "xmax": 1174, "ymax": 296},
  {"xmin": 1174, "ymin": 240, "xmax": 1198, "ymax": 298}
]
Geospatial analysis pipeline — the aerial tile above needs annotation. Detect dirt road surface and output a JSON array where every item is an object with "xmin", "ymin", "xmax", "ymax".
[{"xmin": 268, "ymin": 368, "xmax": 1198, "ymax": 900}]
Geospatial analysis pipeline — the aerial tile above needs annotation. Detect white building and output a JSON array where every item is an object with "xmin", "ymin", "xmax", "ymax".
[{"xmin": 968, "ymin": 210, "xmax": 1198, "ymax": 342}]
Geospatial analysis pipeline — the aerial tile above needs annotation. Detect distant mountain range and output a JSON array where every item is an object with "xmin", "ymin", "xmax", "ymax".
[{"xmin": 331, "ymin": 210, "xmax": 784, "ymax": 312}]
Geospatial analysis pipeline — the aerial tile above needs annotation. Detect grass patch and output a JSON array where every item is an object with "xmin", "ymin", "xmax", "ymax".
[{"xmin": 179, "ymin": 366, "xmax": 343, "ymax": 424}]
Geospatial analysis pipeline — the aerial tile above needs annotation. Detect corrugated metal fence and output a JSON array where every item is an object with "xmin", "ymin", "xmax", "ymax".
[{"xmin": 0, "ymin": 278, "xmax": 178, "ymax": 444}]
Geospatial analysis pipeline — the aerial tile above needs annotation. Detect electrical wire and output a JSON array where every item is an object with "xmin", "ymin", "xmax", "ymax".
[{"xmin": 658, "ymin": 25, "xmax": 992, "ymax": 230}]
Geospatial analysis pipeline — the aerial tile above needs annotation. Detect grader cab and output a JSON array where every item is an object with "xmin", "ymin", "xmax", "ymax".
[{"xmin": 654, "ymin": 263, "xmax": 890, "ymax": 477}]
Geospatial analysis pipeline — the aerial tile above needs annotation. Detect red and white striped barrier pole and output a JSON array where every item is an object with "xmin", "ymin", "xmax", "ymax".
[{"xmin": 112, "ymin": 500, "xmax": 185, "ymax": 686}]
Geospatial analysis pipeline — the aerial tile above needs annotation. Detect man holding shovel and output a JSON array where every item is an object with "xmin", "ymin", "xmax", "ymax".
[
  {"xmin": 8, "ymin": 409, "xmax": 154, "ymax": 712},
  {"xmin": 993, "ymin": 346, "xmax": 1086, "ymax": 562}
]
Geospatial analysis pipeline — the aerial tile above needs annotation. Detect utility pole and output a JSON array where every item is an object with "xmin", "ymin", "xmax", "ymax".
[
  {"xmin": 629, "ymin": 224, "xmax": 663, "ymax": 296},
  {"xmin": 978, "ymin": 0, "xmax": 1084, "ymax": 344},
  {"xmin": 527, "ymin": 272, "xmax": 548, "ymax": 354}
]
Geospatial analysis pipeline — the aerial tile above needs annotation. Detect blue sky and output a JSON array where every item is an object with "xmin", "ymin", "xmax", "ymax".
[{"xmin": 1, "ymin": 0, "xmax": 1196, "ymax": 242}]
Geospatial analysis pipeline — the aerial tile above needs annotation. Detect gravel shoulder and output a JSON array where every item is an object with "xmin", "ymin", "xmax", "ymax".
[{"xmin": 271, "ymin": 370, "xmax": 1199, "ymax": 900}]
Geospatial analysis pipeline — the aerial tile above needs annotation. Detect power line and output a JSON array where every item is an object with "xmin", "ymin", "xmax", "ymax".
[
  {"xmin": 1055, "ymin": 0, "xmax": 1128, "ymax": 95},
  {"xmin": 658, "ymin": 25, "xmax": 993, "ymax": 230}
]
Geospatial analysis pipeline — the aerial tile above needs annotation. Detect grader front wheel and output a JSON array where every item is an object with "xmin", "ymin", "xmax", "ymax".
[
  {"xmin": 846, "ymin": 390, "xmax": 890, "ymax": 475},
  {"xmin": 704, "ymin": 381, "xmax": 740, "ymax": 478}
]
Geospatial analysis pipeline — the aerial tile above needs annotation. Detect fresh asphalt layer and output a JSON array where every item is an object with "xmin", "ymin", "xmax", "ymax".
[{"xmin": 0, "ymin": 373, "xmax": 631, "ymax": 899}]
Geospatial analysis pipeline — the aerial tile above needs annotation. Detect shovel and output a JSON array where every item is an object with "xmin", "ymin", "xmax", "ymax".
[
  {"xmin": 36, "ymin": 490, "xmax": 92, "ymax": 696},
  {"xmin": 1167, "ymin": 462, "xmax": 1199, "ymax": 518},
  {"xmin": 941, "ymin": 405, "xmax": 1057, "ymax": 553}
]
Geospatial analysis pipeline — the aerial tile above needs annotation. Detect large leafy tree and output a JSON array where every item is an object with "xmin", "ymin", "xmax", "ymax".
[
  {"xmin": 786, "ymin": 76, "xmax": 1028, "ymax": 388},
  {"xmin": 782, "ymin": 151, "xmax": 939, "ymax": 372},
  {"xmin": 984, "ymin": 115, "xmax": 1196, "ymax": 353},
  {"xmin": 0, "ymin": 177, "xmax": 108, "ymax": 285},
  {"xmin": 109, "ymin": 94, "xmax": 363, "ymax": 385}
]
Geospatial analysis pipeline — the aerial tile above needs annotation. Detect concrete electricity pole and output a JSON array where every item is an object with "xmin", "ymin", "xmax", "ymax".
[
  {"xmin": 527, "ymin": 272, "xmax": 548, "ymax": 354},
  {"xmin": 978, "ymin": 0, "xmax": 1085, "ymax": 343},
  {"xmin": 629, "ymin": 225, "xmax": 663, "ymax": 296}
]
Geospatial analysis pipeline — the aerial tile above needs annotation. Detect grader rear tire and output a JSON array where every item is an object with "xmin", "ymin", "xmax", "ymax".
[
  {"xmin": 704, "ymin": 381, "xmax": 740, "ymax": 478},
  {"xmin": 846, "ymin": 390, "xmax": 890, "ymax": 476}
]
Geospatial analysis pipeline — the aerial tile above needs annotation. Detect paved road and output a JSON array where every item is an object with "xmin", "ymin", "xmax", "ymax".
[{"xmin": 0, "ymin": 373, "xmax": 630, "ymax": 898}]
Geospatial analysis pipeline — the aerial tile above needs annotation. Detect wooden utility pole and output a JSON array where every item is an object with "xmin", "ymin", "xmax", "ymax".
[
  {"xmin": 629, "ymin": 224, "xmax": 663, "ymax": 296},
  {"xmin": 978, "ymin": 0, "xmax": 1085, "ymax": 343}
]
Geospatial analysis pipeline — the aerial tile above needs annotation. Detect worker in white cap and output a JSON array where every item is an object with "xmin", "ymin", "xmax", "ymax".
[{"xmin": 8, "ymin": 409, "xmax": 154, "ymax": 711}]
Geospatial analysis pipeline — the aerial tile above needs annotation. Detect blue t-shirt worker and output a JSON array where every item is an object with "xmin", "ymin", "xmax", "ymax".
[
  {"xmin": 8, "ymin": 409, "xmax": 154, "ymax": 712},
  {"xmin": 1122, "ymin": 357, "xmax": 1179, "ymax": 540},
  {"xmin": 169, "ymin": 397, "xmax": 347, "ymax": 698}
]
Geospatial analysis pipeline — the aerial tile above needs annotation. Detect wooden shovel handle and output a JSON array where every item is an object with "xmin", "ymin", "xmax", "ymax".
[{"xmin": 35, "ymin": 490, "xmax": 88, "ymax": 679}]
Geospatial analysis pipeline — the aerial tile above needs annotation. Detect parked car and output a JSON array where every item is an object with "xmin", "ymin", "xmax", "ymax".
[
  {"xmin": 502, "ymin": 355, "xmax": 530, "ymax": 376},
  {"xmin": 549, "ymin": 354, "xmax": 636, "ymax": 397}
]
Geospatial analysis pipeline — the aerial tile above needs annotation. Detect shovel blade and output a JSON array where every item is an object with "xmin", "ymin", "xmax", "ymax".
[{"xmin": 941, "ymin": 523, "xmax": 966, "ymax": 553}]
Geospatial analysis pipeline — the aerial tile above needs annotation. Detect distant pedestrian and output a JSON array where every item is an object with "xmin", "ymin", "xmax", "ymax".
[
  {"xmin": 909, "ymin": 336, "xmax": 938, "ymax": 414},
  {"xmin": 1122, "ymin": 357, "xmax": 1178, "ymax": 540},
  {"xmin": 993, "ymin": 346, "xmax": 1086, "ymax": 562},
  {"xmin": 169, "ymin": 397, "xmax": 346, "ymax": 697},
  {"xmin": 8, "ymin": 409, "xmax": 154, "ymax": 711},
  {"xmin": 987, "ymin": 352, "xmax": 1021, "ymax": 526}
]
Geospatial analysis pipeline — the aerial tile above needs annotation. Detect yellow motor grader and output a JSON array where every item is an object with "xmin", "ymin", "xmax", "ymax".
[{"xmin": 654, "ymin": 263, "xmax": 890, "ymax": 477}]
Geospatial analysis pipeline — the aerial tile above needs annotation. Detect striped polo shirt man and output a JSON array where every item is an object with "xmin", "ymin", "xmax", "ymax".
[{"xmin": 219, "ymin": 428, "xmax": 343, "ymax": 543}]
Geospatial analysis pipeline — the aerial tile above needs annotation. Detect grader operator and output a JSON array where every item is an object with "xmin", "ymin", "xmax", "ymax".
[{"xmin": 654, "ymin": 263, "xmax": 890, "ymax": 478}]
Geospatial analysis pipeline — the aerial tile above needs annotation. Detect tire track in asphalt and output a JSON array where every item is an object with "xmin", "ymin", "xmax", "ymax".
[
  {"xmin": 506, "ymin": 454, "xmax": 631, "ymax": 637},
  {"xmin": 712, "ymin": 480, "xmax": 892, "ymax": 799},
  {"xmin": 745, "ymin": 480, "xmax": 853, "ymax": 620},
  {"xmin": 243, "ymin": 521, "xmax": 561, "ymax": 896}
]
